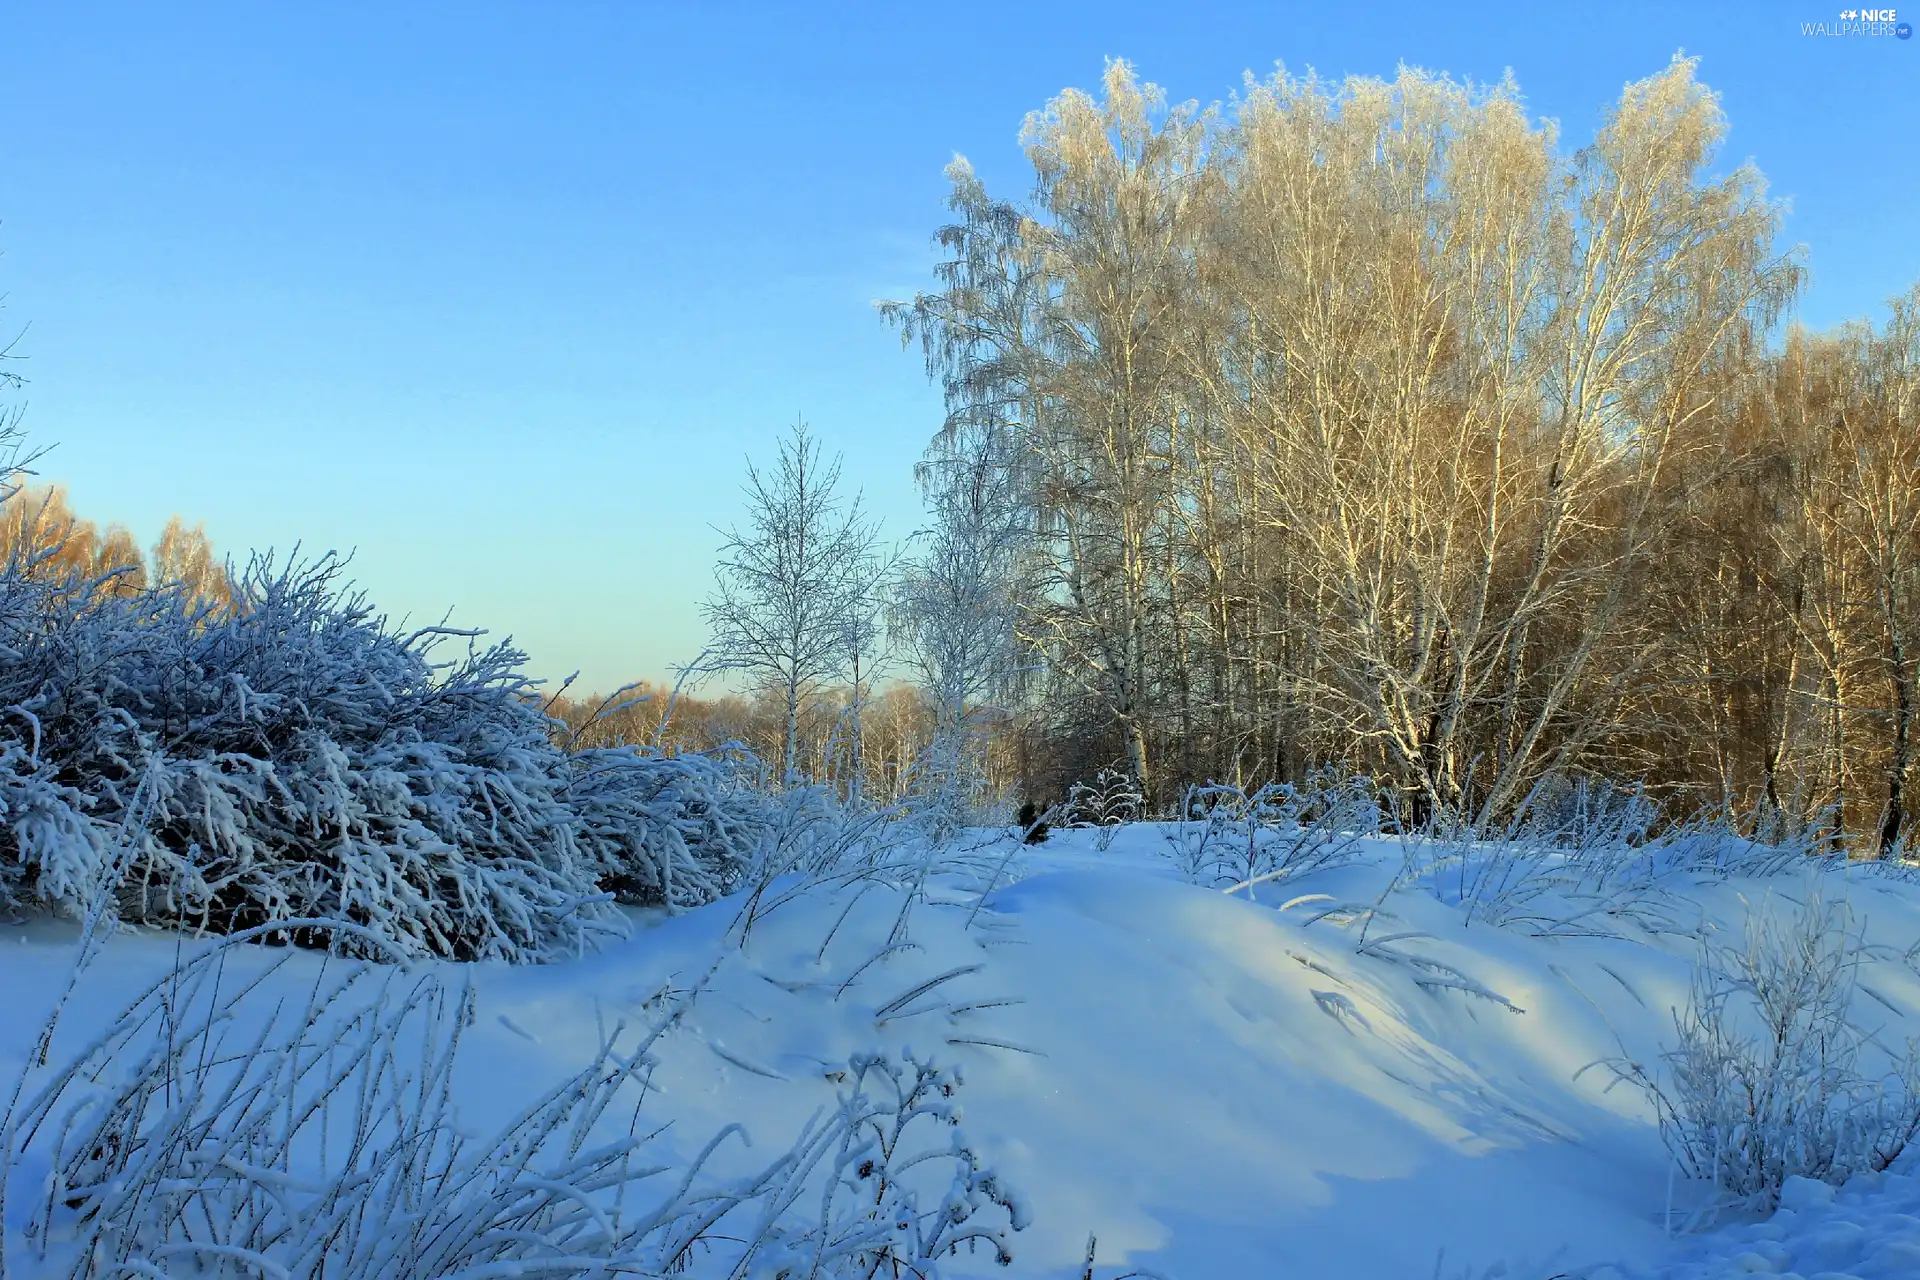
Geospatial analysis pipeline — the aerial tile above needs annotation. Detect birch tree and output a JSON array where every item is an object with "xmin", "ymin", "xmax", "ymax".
[
  {"xmin": 1836, "ymin": 308, "xmax": 1920, "ymax": 855},
  {"xmin": 887, "ymin": 61, "xmax": 1212, "ymax": 804},
  {"xmin": 891, "ymin": 429, "xmax": 1027, "ymax": 813},
  {"xmin": 1757, "ymin": 297, "xmax": 1920, "ymax": 853},
  {"xmin": 701, "ymin": 422, "xmax": 883, "ymax": 788},
  {"xmin": 1219, "ymin": 59, "xmax": 1797, "ymax": 825}
]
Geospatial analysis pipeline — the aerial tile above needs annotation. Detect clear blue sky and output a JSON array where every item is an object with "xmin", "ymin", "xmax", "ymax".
[{"xmin": 2, "ymin": 1, "xmax": 1914, "ymax": 694}]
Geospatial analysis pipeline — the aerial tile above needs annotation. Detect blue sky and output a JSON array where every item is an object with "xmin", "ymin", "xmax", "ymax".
[{"xmin": 1, "ymin": 1, "xmax": 1914, "ymax": 694}]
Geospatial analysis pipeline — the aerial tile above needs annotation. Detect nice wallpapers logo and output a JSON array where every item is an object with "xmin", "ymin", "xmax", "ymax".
[{"xmin": 1802, "ymin": 7, "xmax": 1913, "ymax": 35}]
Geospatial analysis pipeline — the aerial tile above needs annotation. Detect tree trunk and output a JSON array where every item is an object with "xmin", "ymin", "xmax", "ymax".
[
  {"xmin": 1881, "ymin": 633, "xmax": 1913, "ymax": 857},
  {"xmin": 783, "ymin": 675, "xmax": 802, "ymax": 789}
]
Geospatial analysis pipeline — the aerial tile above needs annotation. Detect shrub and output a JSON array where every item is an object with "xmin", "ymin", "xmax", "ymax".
[
  {"xmin": 564, "ymin": 743, "xmax": 764, "ymax": 909},
  {"xmin": 1603, "ymin": 893, "xmax": 1920, "ymax": 1217},
  {"xmin": 1164, "ymin": 775, "xmax": 1373, "ymax": 896},
  {"xmin": 0, "ymin": 545, "xmax": 767, "ymax": 960},
  {"xmin": 1063, "ymin": 769, "xmax": 1142, "ymax": 830}
]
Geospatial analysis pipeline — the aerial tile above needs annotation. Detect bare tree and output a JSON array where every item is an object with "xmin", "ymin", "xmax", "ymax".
[
  {"xmin": 833, "ymin": 537, "xmax": 896, "ymax": 805},
  {"xmin": 701, "ymin": 421, "xmax": 883, "ymax": 788},
  {"xmin": 1753, "ymin": 297, "xmax": 1920, "ymax": 854},
  {"xmin": 891, "ymin": 427, "xmax": 1027, "ymax": 815},
  {"xmin": 1846, "ymin": 292, "xmax": 1920, "ymax": 854},
  {"xmin": 886, "ymin": 62, "xmax": 1213, "ymax": 805}
]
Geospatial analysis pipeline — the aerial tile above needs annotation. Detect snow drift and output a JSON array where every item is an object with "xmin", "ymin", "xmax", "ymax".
[{"xmin": 10, "ymin": 816, "xmax": 1920, "ymax": 1278}]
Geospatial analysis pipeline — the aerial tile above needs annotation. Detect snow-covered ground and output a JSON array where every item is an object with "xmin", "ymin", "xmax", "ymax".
[{"xmin": 7, "ymin": 822, "xmax": 1920, "ymax": 1278}]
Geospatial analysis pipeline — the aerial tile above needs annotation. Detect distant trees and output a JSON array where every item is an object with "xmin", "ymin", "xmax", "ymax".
[
  {"xmin": 549, "ymin": 678, "xmax": 941, "ymax": 806},
  {"xmin": 700, "ymin": 422, "xmax": 887, "ymax": 787},
  {"xmin": 1673, "ymin": 295, "xmax": 1920, "ymax": 856},
  {"xmin": 152, "ymin": 514, "xmax": 234, "ymax": 611},
  {"xmin": 1, "ymin": 483, "xmax": 146, "ymax": 588},
  {"xmin": 0, "ymin": 482, "xmax": 232, "ymax": 607}
]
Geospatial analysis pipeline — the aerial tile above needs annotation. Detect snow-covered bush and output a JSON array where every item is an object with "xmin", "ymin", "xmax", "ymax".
[
  {"xmin": 1063, "ymin": 768, "xmax": 1142, "ymax": 853},
  {"xmin": 884, "ymin": 743, "xmax": 975, "ymax": 844},
  {"xmin": 1412, "ymin": 799, "xmax": 1831, "ymax": 938},
  {"xmin": 1064, "ymin": 768, "xmax": 1142, "ymax": 832},
  {"xmin": 1517, "ymin": 774, "xmax": 1658, "ymax": 853},
  {"xmin": 802, "ymin": 1049, "xmax": 1030, "ymax": 1271},
  {"xmin": 0, "ymin": 749, "xmax": 109, "ymax": 919},
  {"xmin": 1400, "ymin": 771, "xmax": 1822, "ymax": 937},
  {"xmin": 0, "ymin": 546, "xmax": 767, "ymax": 960},
  {"xmin": 565, "ymin": 743, "xmax": 765, "ymax": 910},
  {"xmin": 1648, "ymin": 816, "xmax": 1831, "ymax": 880},
  {"xmin": 0, "ymin": 541, "xmax": 138, "ymax": 917},
  {"xmin": 1164, "ymin": 775, "xmax": 1373, "ymax": 896},
  {"xmin": 1604, "ymin": 894, "xmax": 1920, "ymax": 1217},
  {"xmin": 4, "ymin": 927, "xmax": 1024, "ymax": 1278},
  {"xmin": 727, "ymin": 786, "xmax": 931, "ymax": 943}
]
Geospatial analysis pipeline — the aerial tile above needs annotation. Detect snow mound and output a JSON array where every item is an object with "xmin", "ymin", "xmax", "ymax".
[
  {"xmin": 1612, "ymin": 1161, "xmax": 1920, "ymax": 1280},
  {"xmin": 8, "ymin": 820, "xmax": 1920, "ymax": 1277}
]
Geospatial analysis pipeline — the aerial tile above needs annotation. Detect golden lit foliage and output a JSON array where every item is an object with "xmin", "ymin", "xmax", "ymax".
[
  {"xmin": 890, "ymin": 56, "xmax": 1920, "ymax": 849},
  {"xmin": 1, "ymin": 480, "xmax": 231, "ymax": 608}
]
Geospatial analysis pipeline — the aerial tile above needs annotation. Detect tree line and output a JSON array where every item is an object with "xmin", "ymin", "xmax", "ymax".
[
  {"xmin": 546, "ymin": 678, "xmax": 951, "ymax": 805},
  {"xmin": 1, "ymin": 481, "xmax": 232, "ymax": 610},
  {"xmin": 860, "ymin": 56, "xmax": 1919, "ymax": 852}
]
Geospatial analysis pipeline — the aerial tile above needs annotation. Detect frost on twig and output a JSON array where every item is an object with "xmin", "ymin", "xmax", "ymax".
[
  {"xmin": 1594, "ymin": 893, "xmax": 1920, "ymax": 1218},
  {"xmin": 5, "ymin": 931, "xmax": 1025, "ymax": 1278}
]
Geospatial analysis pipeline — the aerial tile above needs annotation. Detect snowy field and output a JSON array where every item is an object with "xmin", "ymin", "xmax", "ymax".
[{"xmin": 7, "ymin": 820, "xmax": 1920, "ymax": 1278}]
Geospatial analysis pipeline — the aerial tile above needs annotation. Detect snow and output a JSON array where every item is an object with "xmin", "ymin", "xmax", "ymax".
[
  {"xmin": 8, "ymin": 821, "xmax": 1920, "ymax": 1277},
  {"xmin": 1628, "ymin": 1164, "xmax": 1920, "ymax": 1280}
]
